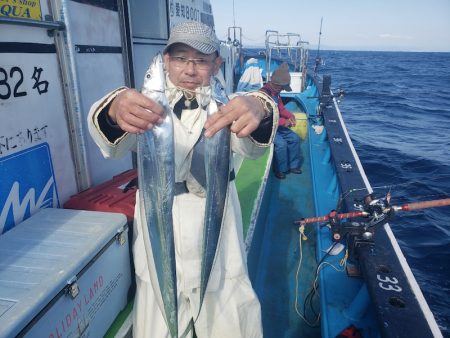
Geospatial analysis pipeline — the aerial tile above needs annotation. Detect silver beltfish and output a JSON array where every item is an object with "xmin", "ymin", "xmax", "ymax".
[
  {"xmin": 137, "ymin": 53, "xmax": 177, "ymax": 337},
  {"xmin": 199, "ymin": 76, "xmax": 231, "ymax": 310}
]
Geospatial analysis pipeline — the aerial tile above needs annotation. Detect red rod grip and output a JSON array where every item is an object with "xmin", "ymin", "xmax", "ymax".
[{"xmin": 296, "ymin": 211, "xmax": 367, "ymax": 224}]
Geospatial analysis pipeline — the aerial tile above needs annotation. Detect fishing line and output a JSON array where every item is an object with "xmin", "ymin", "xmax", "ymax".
[
  {"xmin": 389, "ymin": 192, "xmax": 450, "ymax": 204},
  {"xmin": 345, "ymin": 174, "xmax": 450, "ymax": 192},
  {"xmin": 302, "ymin": 232, "xmax": 349, "ymax": 321},
  {"xmin": 294, "ymin": 226, "xmax": 348, "ymax": 328},
  {"xmin": 307, "ymin": 284, "xmax": 320, "ymax": 319},
  {"xmin": 294, "ymin": 225, "xmax": 321, "ymax": 327},
  {"xmin": 340, "ymin": 178, "xmax": 450, "ymax": 206},
  {"xmin": 303, "ymin": 252, "xmax": 347, "ymax": 322}
]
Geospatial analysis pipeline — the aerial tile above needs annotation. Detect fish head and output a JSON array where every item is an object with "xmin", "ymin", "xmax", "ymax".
[
  {"xmin": 210, "ymin": 76, "xmax": 229, "ymax": 105},
  {"xmin": 142, "ymin": 53, "xmax": 166, "ymax": 97}
]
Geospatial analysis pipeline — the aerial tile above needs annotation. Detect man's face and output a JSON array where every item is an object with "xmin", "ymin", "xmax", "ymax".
[{"xmin": 163, "ymin": 43, "xmax": 222, "ymax": 91}]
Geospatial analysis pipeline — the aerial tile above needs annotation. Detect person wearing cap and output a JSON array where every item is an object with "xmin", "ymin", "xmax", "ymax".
[
  {"xmin": 260, "ymin": 63, "xmax": 302, "ymax": 179},
  {"xmin": 87, "ymin": 21, "xmax": 278, "ymax": 337}
]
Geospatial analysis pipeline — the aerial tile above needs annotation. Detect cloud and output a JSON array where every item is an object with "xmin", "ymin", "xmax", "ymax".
[{"xmin": 379, "ymin": 33, "xmax": 413, "ymax": 40}]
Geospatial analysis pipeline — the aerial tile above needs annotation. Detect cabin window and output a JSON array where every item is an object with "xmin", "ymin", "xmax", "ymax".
[{"xmin": 129, "ymin": 0, "xmax": 168, "ymax": 39}]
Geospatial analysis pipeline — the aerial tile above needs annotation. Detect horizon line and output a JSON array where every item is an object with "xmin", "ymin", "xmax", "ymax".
[{"xmin": 227, "ymin": 43, "xmax": 450, "ymax": 53}]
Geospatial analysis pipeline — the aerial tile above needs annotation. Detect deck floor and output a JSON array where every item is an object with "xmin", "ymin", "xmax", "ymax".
[{"xmin": 242, "ymin": 137, "xmax": 321, "ymax": 337}]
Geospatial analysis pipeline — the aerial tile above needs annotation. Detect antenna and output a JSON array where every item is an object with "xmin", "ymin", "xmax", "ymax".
[
  {"xmin": 316, "ymin": 17, "xmax": 323, "ymax": 58},
  {"xmin": 314, "ymin": 17, "xmax": 323, "ymax": 76},
  {"xmin": 233, "ymin": 0, "xmax": 236, "ymax": 28}
]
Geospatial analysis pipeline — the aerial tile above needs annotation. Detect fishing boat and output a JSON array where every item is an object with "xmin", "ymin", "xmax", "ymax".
[
  {"xmin": 231, "ymin": 29, "xmax": 446, "ymax": 338},
  {"xmin": 0, "ymin": 0, "xmax": 445, "ymax": 337}
]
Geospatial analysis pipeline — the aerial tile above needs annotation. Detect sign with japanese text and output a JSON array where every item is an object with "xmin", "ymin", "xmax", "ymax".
[
  {"xmin": 1, "ymin": 50, "xmax": 78, "ymax": 214},
  {"xmin": 168, "ymin": 0, "xmax": 214, "ymax": 29}
]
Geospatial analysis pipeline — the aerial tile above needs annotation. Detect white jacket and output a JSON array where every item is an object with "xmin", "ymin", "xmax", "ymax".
[{"xmin": 87, "ymin": 83, "xmax": 277, "ymax": 337}]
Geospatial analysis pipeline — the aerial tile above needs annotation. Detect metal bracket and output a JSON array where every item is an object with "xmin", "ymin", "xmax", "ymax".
[
  {"xmin": 0, "ymin": 15, "xmax": 65, "ymax": 37},
  {"xmin": 67, "ymin": 277, "xmax": 80, "ymax": 299},
  {"xmin": 116, "ymin": 227, "xmax": 128, "ymax": 246}
]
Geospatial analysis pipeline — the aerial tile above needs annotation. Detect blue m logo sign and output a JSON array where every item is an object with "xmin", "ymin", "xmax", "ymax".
[{"xmin": 0, "ymin": 143, "xmax": 60, "ymax": 234}]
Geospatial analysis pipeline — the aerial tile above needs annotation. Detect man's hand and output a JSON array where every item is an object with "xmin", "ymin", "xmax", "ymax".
[
  {"xmin": 285, "ymin": 116, "xmax": 296, "ymax": 128},
  {"xmin": 108, "ymin": 89, "xmax": 165, "ymax": 134},
  {"xmin": 204, "ymin": 95, "xmax": 265, "ymax": 138},
  {"xmin": 289, "ymin": 116, "xmax": 296, "ymax": 127}
]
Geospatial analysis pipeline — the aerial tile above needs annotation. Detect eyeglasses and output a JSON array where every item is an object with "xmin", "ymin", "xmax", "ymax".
[{"xmin": 169, "ymin": 55, "xmax": 215, "ymax": 71}]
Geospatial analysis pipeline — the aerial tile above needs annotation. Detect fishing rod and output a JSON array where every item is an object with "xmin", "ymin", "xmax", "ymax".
[
  {"xmin": 313, "ymin": 17, "xmax": 323, "ymax": 76},
  {"xmin": 295, "ymin": 195, "xmax": 450, "ymax": 259},
  {"xmin": 296, "ymin": 197, "xmax": 450, "ymax": 227}
]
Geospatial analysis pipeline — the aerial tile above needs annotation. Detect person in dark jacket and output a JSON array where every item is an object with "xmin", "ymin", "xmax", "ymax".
[{"xmin": 260, "ymin": 63, "xmax": 302, "ymax": 179}]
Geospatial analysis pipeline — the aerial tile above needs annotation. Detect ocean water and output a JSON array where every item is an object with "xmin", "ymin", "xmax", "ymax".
[
  {"xmin": 242, "ymin": 48, "xmax": 450, "ymax": 334},
  {"xmin": 318, "ymin": 50, "xmax": 450, "ymax": 335}
]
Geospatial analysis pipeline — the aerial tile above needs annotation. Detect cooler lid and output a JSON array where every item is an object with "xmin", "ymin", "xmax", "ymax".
[{"xmin": 0, "ymin": 208, "xmax": 127, "ymax": 338}]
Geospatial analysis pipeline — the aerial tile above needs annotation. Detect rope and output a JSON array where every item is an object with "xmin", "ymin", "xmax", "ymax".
[
  {"xmin": 294, "ymin": 225, "xmax": 348, "ymax": 327},
  {"xmin": 294, "ymin": 225, "xmax": 321, "ymax": 327}
]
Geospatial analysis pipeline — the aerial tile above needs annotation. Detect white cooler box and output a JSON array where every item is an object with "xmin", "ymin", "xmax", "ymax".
[{"xmin": 0, "ymin": 208, "xmax": 131, "ymax": 338}]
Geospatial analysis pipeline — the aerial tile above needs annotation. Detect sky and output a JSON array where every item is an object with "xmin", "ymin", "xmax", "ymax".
[{"xmin": 210, "ymin": 0, "xmax": 450, "ymax": 52}]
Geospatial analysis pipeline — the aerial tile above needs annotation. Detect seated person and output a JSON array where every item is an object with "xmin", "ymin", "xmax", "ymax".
[{"xmin": 260, "ymin": 63, "xmax": 302, "ymax": 179}]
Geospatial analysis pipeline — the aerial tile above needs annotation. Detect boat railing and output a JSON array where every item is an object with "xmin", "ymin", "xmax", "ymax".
[
  {"xmin": 219, "ymin": 26, "xmax": 243, "ymax": 94},
  {"xmin": 227, "ymin": 26, "xmax": 243, "ymax": 52},
  {"xmin": 264, "ymin": 31, "xmax": 310, "ymax": 92}
]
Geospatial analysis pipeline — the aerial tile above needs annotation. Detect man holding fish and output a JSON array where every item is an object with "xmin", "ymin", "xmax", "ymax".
[{"xmin": 88, "ymin": 21, "xmax": 278, "ymax": 337}]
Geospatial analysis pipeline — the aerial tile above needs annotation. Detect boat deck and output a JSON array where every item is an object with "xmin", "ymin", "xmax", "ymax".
[
  {"xmin": 235, "ymin": 150, "xmax": 270, "ymax": 236},
  {"xmin": 240, "ymin": 111, "xmax": 321, "ymax": 337}
]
